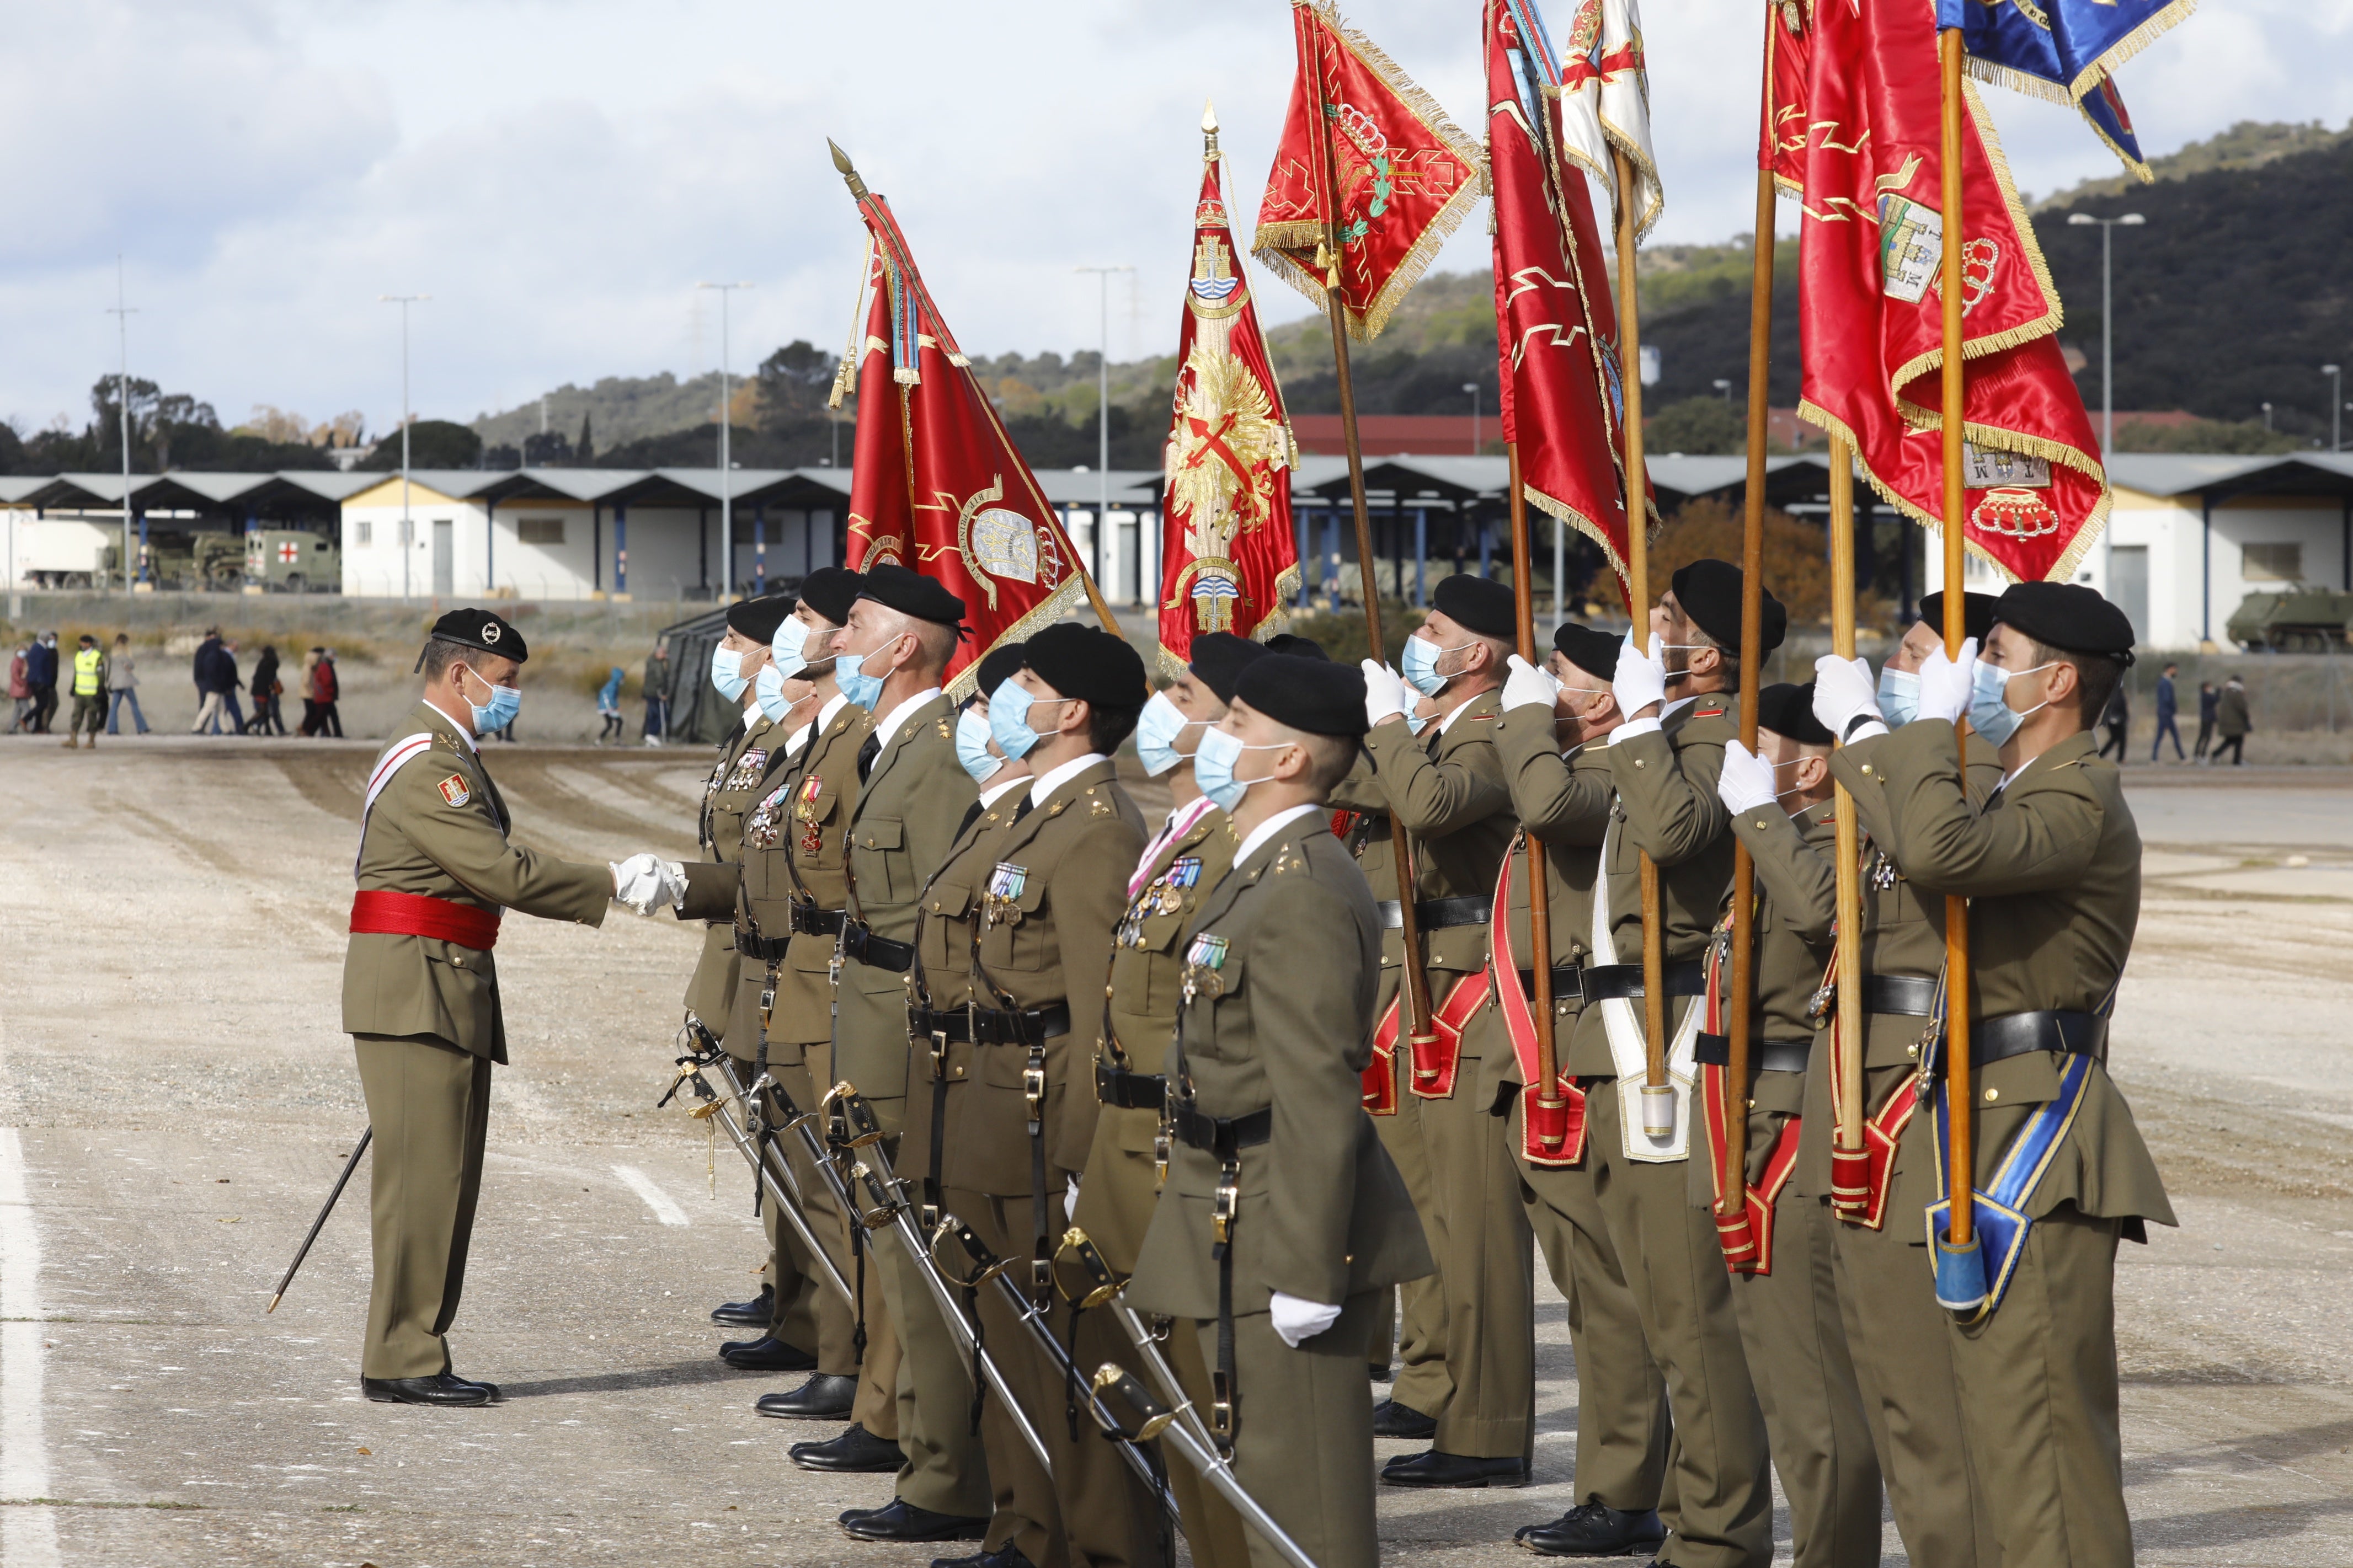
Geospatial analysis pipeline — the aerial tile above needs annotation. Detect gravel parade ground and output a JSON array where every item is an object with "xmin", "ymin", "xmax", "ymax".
[{"xmin": 2, "ymin": 739, "xmax": 2347, "ymax": 1567}]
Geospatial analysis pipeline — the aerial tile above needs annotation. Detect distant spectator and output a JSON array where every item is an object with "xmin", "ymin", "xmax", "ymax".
[
  {"xmin": 596, "ymin": 666, "xmax": 626, "ymax": 744},
  {"xmin": 65, "ymin": 633, "xmax": 106, "ymax": 748},
  {"xmin": 641, "ymin": 640, "xmax": 670, "ymax": 747},
  {"xmin": 105, "ymin": 634, "xmax": 149, "ymax": 735},
  {"xmin": 2213, "ymin": 673, "xmax": 2250, "ymax": 766},
  {"xmin": 298, "ymin": 648, "xmax": 323, "ymax": 734},
  {"xmin": 2150, "ymin": 661, "xmax": 2183, "ymax": 762},
  {"xmin": 26, "ymin": 631, "xmax": 60, "ymax": 734},
  {"xmin": 249, "ymin": 644, "xmax": 286, "ymax": 735},
  {"xmin": 2096, "ymin": 681, "xmax": 2128, "ymax": 762},
  {"xmin": 7, "ymin": 640, "xmax": 29, "ymax": 733},
  {"xmin": 191, "ymin": 629, "xmax": 229, "ymax": 735},
  {"xmin": 313, "ymin": 649, "xmax": 343, "ymax": 737},
  {"xmin": 2194, "ymin": 681, "xmax": 2219, "ymax": 761},
  {"xmin": 218, "ymin": 640, "xmax": 248, "ymax": 734}
]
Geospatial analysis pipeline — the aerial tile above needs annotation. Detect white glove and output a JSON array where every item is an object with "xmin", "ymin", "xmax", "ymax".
[
  {"xmin": 1611, "ymin": 632, "xmax": 1667, "ymax": 719},
  {"xmin": 1811, "ymin": 654, "xmax": 1880, "ymax": 739},
  {"xmin": 654, "ymin": 858, "xmax": 688, "ymax": 912},
  {"xmin": 610, "ymin": 853, "xmax": 664, "ymax": 916},
  {"xmin": 1268, "ymin": 1291, "xmax": 1343, "ymax": 1348},
  {"xmin": 1359, "ymin": 659, "xmax": 1411, "ymax": 727},
  {"xmin": 1716, "ymin": 738, "xmax": 1781, "ymax": 815},
  {"xmin": 1065, "ymin": 1175, "xmax": 1081, "ymax": 1216},
  {"xmin": 1501, "ymin": 654, "xmax": 1562, "ymax": 713},
  {"xmin": 1917, "ymin": 636, "xmax": 1978, "ymax": 726}
]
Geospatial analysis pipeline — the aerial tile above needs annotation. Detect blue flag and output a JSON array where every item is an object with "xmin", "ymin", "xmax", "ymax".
[{"xmin": 1935, "ymin": 0, "xmax": 2194, "ymax": 180}]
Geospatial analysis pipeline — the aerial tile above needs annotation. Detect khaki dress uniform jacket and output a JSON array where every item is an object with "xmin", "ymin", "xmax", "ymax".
[
  {"xmin": 1128, "ymin": 818, "xmax": 1433, "ymax": 1568},
  {"xmin": 680, "ymin": 708, "xmax": 778, "ymax": 1040},
  {"xmin": 344, "ymin": 701, "xmax": 611, "ymax": 1379}
]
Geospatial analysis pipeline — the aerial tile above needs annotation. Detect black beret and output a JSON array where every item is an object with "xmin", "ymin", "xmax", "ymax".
[
  {"xmin": 1551, "ymin": 621, "xmax": 1623, "ymax": 684},
  {"xmin": 1756, "ymin": 681, "xmax": 1833, "ymax": 747},
  {"xmin": 796, "ymin": 566, "xmax": 863, "ymax": 627},
  {"xmin": 1992, "ymin": 581, "xmax": 2136, "ymax": 663},
  {"xmin": 973, "ymin": 640, "xmax": 1027, "ymax": 699},
  {"xmin": 1235, "ymin": 654, "xmax": 1369, "ymax": 739},
  {"xmin": 420, "ymin": 607, "xmax": 527, "ymax": 668},
  {"xmin": 1022, "ymin": 622, "xmax": 1147, "ymax": 710},
  {"xmin": 1263, "ymin": 632, "xmax": 1329, "ymax": 661},
  {"xmin": 1431, "ymin": 573, "xmax": 1518, "ymax": 640},
  {"xmin": 1669, "ymin": 559, "xmax": 1786, "ymax": 655},
  {"xmin": 858, "ymin": 563, "xmax": 966, "ymax": 626},
  {"xmin": 1916, "ymin": 590, "xmax": 2000, "ymax": 645},
  {"xmin": 727, "ymin": 593, "xmax": 794, "ymax": 644},
  {"xmin": 1187, "ymin": 632, "xmax": 1269, "ymax": 704}
]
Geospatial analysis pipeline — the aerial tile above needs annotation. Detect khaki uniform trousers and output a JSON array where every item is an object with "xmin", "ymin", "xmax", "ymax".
[
  {"xmin": 1725, "ymin": 1191, "xmax": 1882, "ymax": 1568},
  {"xmin": 1368, "ymin": 956, "xmax": 1456, "ymax": 1420},
  {"xmin": 1585, "ymin": 1086, "xmax": 1774, "ymax": 1568},
  {"xmin": 1421, "ymin": 1042, "xmax": 1535, "ymax": 1458},
  {"xmin": 1511, "ymin": 1095, "xmax": 1676, "ymax": 1513},
  {"xmin": 353, "ymin": 1034, "xmax": 492, "ymax": 1380},
  {"xmin": 1191, "ymin": 1289, "xmax": 1386, "ymax": 1568}
]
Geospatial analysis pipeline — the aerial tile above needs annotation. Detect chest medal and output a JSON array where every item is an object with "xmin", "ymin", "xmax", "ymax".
[
  {"xmin": 1181, "ymin": 930, "xmax": 1229, "ymax": 1001},
  {"xmin": 795, "ymin": 774, "xmax": 826, "ymax": 857}
]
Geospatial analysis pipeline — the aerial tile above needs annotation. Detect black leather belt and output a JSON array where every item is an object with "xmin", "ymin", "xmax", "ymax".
[
  {"xmin": 1971, "ymin": 1009, "xmax": 2107, "ymax": 1067},
  {"xmin": 1580, "ymin": 960, "xmax": 1705, "ymax": 1002},
  {"xmin": 1863, "ymin": 973, "xmax": 1938, "ymax": 1017},
  {"xmin": 735, "ymin": 929, "xmax": 789, "ymax": 961},
  {"xmin": 788, "ymin": 903, "xmax": 845, "ymax": 937},
  {"xmin": 1169, "ymin": 1102, "xmax": 1272, "ymax": 1157},
  {"xmin": 842, "ymin": 919, "xmax": 913, "ymax": 973},
  {"xmin": 1376, "ymin": 896, "xmax": 1492, "ymax": 931},
  {"xmin": 1095, "ymin": 1060, "xmax": 1166, "ymax": 1110},
  {"xmin": 1695, "ymin": 1034, "xmax": 1813, "ymax": 1074},
  {"xmin": 908, "ymin": 1000, "xmax": 1071, "ymax": 1047},
  {"xmin": 1512, "ymin": 964, "xmax": 1587, "ymax": 1003}
]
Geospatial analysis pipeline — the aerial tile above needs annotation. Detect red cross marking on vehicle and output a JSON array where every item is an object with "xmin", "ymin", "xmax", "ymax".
[{"xmin": 279, "ymin": 542, "xmax": 301, "ymax": 563}]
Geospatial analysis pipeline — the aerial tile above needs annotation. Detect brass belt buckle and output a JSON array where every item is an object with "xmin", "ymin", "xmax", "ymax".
[
  {"xmin": 1023, "ymin": 1046, "xmax": 1047, "ymax": 1137},
  {"xmin": 1210, "ymin": 1368, "xmax": 1235, "ymax": 1440},
  {"xmin": 1211, "ymin": 1164, "xmax": 1239, "ymax": 1251},
  {"xmin": 931, "ymin": 1028, "xmax": 952, "ymax": 1081},
  {"xmin": 1153, "ymin": 1122, "xmax": 1171, "ymax": 1190}
]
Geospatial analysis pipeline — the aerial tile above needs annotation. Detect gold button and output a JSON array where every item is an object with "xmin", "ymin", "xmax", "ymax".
[
  {"xmin": 451, "ymin": 957, "xmax": 465, "ymax": 968},
  {"xmin": 1906, "ymin": 1042, "xmax": 1919, "ymax": 1057},
  {"xmin": 1106, "ymin": 985, "xmax": 1116, "ymax": 998},
  {"xmin": 1983, "ymin": 1088, "xmax": 1999, "ymax": 1103},
  {"xmin": 1633, "ymin": 758, "xmax": 1646, "ymax": 769},
  {"xmin": 1860, "ymin": 764, "xmax": 1875, "ymax": 776}
]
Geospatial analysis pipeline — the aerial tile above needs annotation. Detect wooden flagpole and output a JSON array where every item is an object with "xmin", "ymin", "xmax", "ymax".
[
  {"xmin": 1937, "ymin": 28, "xmax": 1976, "ymax": 1251},
  {"xmin": 1828, "ymin": 441, "xmax": 1867, "ymax": 1165},
  {"xmin": 1506, "ymin": 442, "xmax": 1564, "ymax": 1130},
  {"xmin": 1612, "ymin": 146, "xmax": 1670, "ymax": 1132}
]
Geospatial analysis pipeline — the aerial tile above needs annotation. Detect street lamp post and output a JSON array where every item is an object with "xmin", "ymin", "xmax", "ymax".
[
  {"xmin": 1463, "ymin": 381, "xmax": 1481, "ymax": 455},
  {"xmin": 2262, "ymin": 402, "xmax": 2274, "ymax": 432},
  {"xmin": 1713, "ymin": 377, "xmax": 1733, "ymax": 403},
  {"xmin": 698, "ymin": 282, "xmax": 754, "ymax": 603},
  {"xmin": 2324, "ymin": 364, "xmax": 2343, "ymax": 453},
  {"xmin": 2064, "ymin": 211, "xmax": 2144, "ymax": 455},
  {"xmin": 1075, "ymin": 265, "xmax": 1133, "ymax": 593},
  {"xmin": 108, "ymin": 257, "xmax": 138, "ymax": 595},
  {"xmin": 380, "ymin": 295, "xmax": 430, "ymax": 600}
]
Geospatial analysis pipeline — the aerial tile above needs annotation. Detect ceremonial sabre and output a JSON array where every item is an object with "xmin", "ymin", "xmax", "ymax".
[{"xmin": 266, "ymin": 1126, "xmax": 371, "ymax": 1314}]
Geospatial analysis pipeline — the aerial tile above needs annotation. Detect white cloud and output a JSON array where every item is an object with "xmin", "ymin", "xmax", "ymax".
[{"xmin": 0, "ymin": 0, "xmax": 2327, "ymax": 443}]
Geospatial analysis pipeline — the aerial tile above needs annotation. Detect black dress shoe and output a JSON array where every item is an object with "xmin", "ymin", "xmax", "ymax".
[
  {"xmin": 835, "ymin": 1497, "xmax": 985, "ymax": 1542},
  {"xmin": 933, "ymin": 1544, "xmax": 1034, "ymax": 1568},
  {"xmin": 794, "ymin": 1422, "xmax": 906, "ymax": 1474},
  {"xmin": 1380, "ymin": 1449, "xmax": 1530, "ymax": 1488},
  {"xmin": 755, "ymin": 1373, "xmax": 858, "ymax": 1419},
  {"xmin": 1513, "ymin": 1500, "xmax": 1668, "ymax": 1556},
  {"xmin": 361, "ymin": 1373, "xmax": 499, "ymax": 1407},
  {"xmin": 718, "ymin": 1335, "xmax": 818, "ymax": 1371},
  {"xmin": 712, "ymin": 1283, "xmax": 775, "ymax": 1326},
  {"xmin": 1369, "ymin": 1363, "xmax": 1395, "ymax": 1382},
  {"xmin": 1371, "ymin": 1398, "xmax": 1438, "ymax": 1440}
]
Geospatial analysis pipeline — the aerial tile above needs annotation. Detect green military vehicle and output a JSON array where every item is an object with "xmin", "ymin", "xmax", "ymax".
[
  {"xmin": 2226, "ymin": 586, "xmax": 2353, "ymax": 651},
  {"xmin": 100, "ymin": 531, "xmax": 246, "ymax": 590},
  {"xmin": 246, "ymin": 528, "xmax": 340, "ymax": 592}
]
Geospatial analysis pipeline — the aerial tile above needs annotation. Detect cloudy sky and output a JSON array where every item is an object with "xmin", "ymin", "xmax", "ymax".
[{"xmin": 2, "ymin": 0, "xmax": 2343, "ymax": 443}]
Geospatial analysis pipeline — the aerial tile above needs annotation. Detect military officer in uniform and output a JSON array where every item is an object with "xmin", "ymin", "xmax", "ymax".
[
  {"xmin": 1072, "ymin": 632, "xmax": 1267, "ymax": 1568},
  {"xmin": 1127, "ymin": 653, "xmax": 1434, "ymax": 1568},
  {"xmin": 1710, "ymin": 683, "xmax": 1883, "ymax": 1568},
  {"xmin": 1346, "ymin": 573, "xmax": 1529, "ymax": 1488},
  {"xmin": 907, "ymin": 620, "xmax": 1154, "ymax": 1568},
  {"xmin": 1487, "ymin": 622, "xmax": 1675, "ymax": 1557},
  {"xmin": 344, "ymin": 609, "xmax": 620, "ymax": 1406},
  {"xmin": 1831, "ymin": 582, "xmax": 2170, "ymax": 1568}
]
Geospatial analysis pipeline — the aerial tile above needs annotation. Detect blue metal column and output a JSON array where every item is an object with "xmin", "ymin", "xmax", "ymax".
[
  {"xmin": 1295, "ymin": 504, "xmax": 1311, "ymax": 607},
  {"xmin": 615, "ymin": 504, "xmax": 629, "ymax": 596},
  {"xmin": 1477, "ymin": 511, "xmax": 1492, "ymax": 579},
  {"xmin": 1413, "ymin": 508, "xmax": 1427, "ymax": 607},
  {"xmin": 1322, "ymin": 514, "xmax": 1341, "ymax": 610},
  {"xmin": 485, "ymin": 498, "xmax": 497, "ymax": 594},
  {"xmin": 593, "ymin": 505, "xmax": 602, "ymax": 593}
]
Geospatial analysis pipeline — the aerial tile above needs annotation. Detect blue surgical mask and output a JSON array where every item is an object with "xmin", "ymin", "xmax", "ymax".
[
  {"xmin": 460, "ymin": 666, "xmax": 520, "ymax": 734},
  {"xmin": 711, "ymin": 643, "xmax": 750, "ymax": 702},
  {"xmin": 1967, "ymin": 659, "xmax": 2055, "ymax": 747},
  {"xmin": 956, "ymin": 707, "xmax": 998, "ymax": 782},
  {"xmin": 835, "ymin": 652, "xmax": 884, "ymax": 711},
  {"xmin": 1192, "ymin": 726, "xmax": 1292, "ymax": 812},
  {"xmin": 771, "ymin": 617, "xmax": 812, "ymax": 679},
  {"xmin": 754, "ymin": 662, "xmax": 797, "ymax": 723},
  {"xmin": 1401, "ymin": 635, "xmax": 1469, "ymax": 697},
  {"xmin": 987, "ymin": 680, "xmax": 1073, "ymax": 761},
  {"xmin": 1876, "ymin": 664, "xmax": 1919, "ymax": 729},
  {"xmin": 1405, "ymin": 707, "xmax": 1431, "ymax": 735},
  {"xmin": 1133, "ymin": 691, "xmax": 1197, "ymax": 778}
]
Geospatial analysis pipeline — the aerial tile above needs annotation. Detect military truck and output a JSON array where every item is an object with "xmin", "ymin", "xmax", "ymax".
[
  {"xmin": 246, "ymin": 528, "xmax": 339, "ymax": 592},
  {"xmin": 2225, "ymin": 586, "xmax": 2353, "ymax": 651}
]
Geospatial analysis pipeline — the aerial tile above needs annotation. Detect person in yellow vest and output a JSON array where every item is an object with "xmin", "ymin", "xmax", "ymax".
[{"xmin": 66, "ymin": 634, "xmax": 105, "ymax": 748}]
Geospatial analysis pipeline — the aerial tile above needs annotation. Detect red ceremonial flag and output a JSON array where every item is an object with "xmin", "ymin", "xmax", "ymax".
[
  {"xmin": 1155, "ymin": 109, "xmax": 1304, "ymax": 677},
  {"xmin": 1761, "ymin": 0, "xmax": 1810, "ymax": 197},
  {"xmin": 1791, "ymin": 0, "xmax": 2108, "ymax": 583},
  {"xmin": 1486, "ymin": 0, "xmax": 1645, "ymax": 587},
  {"xmin": 831, "ymin": 155, "xmax": 1115, "ymax": 694},
  {"xmin": 1254, "ymin": 0, "xmax": 1484, "ymax": 340}
]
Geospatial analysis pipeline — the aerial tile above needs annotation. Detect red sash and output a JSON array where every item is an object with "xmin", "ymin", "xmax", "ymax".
[
  {"xmin": 1696, "ymin": 924, "xmax": 1801, "ymax": 1273},
  {"xmin": 1486, "ymin": 847, "xmax": 1586, "ymax": 1166},
  {"xmin": 350, "ymin": 889, "xmax": 502, "ymax": 950},
  {"xmin": 1363, "ymin": 970, "xmax": 1486, "ymax": 1108},
  {"xmin": 1821, "ymin": 944, "xmax": 1928, "ymax": 1230}
]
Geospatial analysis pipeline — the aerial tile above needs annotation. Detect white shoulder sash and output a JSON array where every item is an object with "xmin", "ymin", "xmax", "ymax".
[
  {"xmin": 1592, "ymin": 818, "xmax": 1699, "ymax": 1162},
  {"xmin": 355, "ymin": 732, "xmax": 437, "ymax": 877}
]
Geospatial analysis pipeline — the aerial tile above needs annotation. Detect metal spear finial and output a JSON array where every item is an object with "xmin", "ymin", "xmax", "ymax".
[{"xmin": 828, "ymin": 139, "xmax": 869, "ymax": 200}]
